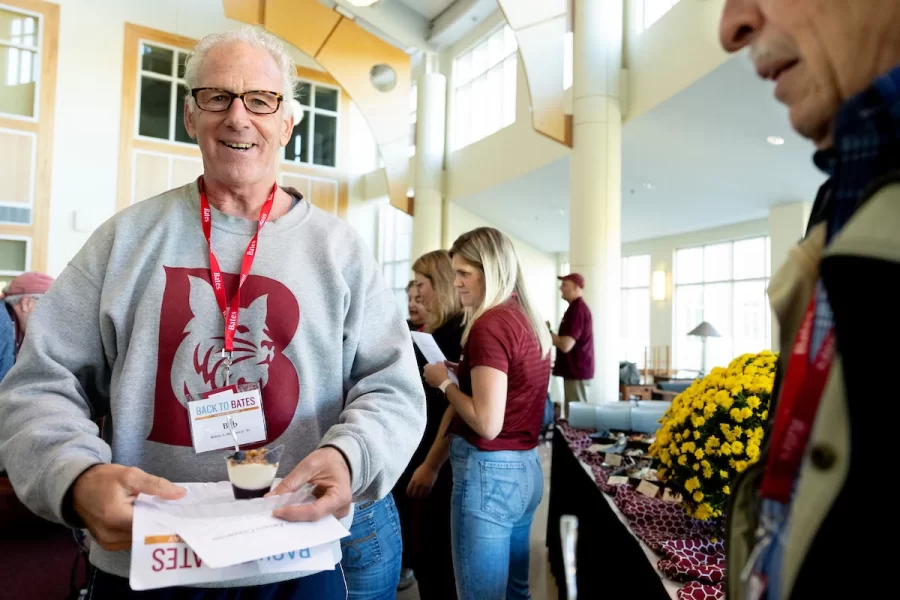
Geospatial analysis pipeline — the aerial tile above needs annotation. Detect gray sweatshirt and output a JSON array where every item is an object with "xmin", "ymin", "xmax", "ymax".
[{"xmin": 0, "ymin": 181, "xmax": 425, "ymax": 584}]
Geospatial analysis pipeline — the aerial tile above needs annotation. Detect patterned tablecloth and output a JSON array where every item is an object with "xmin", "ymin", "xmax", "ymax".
[{"xmin": 557, "ymin": 421, "xmax": 726, "ymax": 600}]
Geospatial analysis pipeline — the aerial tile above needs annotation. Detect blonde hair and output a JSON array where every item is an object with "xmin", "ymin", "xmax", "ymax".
[
  {"xmin": 449, "ymin": 227, "xmax": 551, "ymax": 357},
  {"xmin": 413, "ymin": 250, "xmax": 462, "ymax": 334}
]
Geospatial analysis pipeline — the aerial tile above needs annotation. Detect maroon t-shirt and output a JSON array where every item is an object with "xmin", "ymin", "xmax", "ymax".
[
  {"xmin": 450, "ymin": 300, "xmax": 551, "ymax": 451},
  {"xmin": 552, "ymin": 297, "xmax": 594, "ymax": 380}
]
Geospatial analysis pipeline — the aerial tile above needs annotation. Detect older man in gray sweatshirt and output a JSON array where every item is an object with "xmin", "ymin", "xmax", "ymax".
[{"xmin": 0, "ymin": 26, "xmax": 425, "ymax": 599}]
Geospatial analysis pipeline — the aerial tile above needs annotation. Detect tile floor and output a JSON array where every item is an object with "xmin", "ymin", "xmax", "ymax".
[{"xmin": 398, "ymin": 441, "xmax": 558, "ymax": 600}]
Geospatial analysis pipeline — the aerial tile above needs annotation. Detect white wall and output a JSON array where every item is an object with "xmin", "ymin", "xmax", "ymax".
[
  {"xmin": 623, "ymin": 0, "xmax": 730, "ymax": 121},
  {"xmin": 618, "ymin": 218, "xmax": 769, "ymax": 364},
  {"xmin": 45, "ymin": 0, "xmax": 322, "ymax": 275},
  {"xmin": 441, "ymin": 10, "xmax": 570, "ymax": 204}
]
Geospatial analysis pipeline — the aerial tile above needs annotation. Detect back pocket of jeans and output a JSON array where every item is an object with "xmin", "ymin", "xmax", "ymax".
[
  {"xmin": 479, "ymin": 461, "xmax": 526, "ymax": 522},
  {"xmin": 341, "ymin": 510, "xmax": 382, "ymax": 571}
]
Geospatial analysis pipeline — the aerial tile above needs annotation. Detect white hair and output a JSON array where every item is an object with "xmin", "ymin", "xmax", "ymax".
[{"xmin": 183, "ymin": 26, "xmax": 298, "ymax": 118}]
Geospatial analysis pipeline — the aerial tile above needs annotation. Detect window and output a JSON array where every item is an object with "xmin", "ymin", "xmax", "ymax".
[
  {"xmin": 637, "ymin": 0, "xmax": 682, "ymax": 33},
  {"xmin": 0, "ymin": 236, "xmax": 30, "ymax": 277},
  {"xmin": 453, "ymin": 25, "xmax": 517, "ymax": 150},
  {"xmin": 563, "ymin": 31, "xmax": 573, "ymax": 91},
  {"xmin": 408, "ymin": 83, "xmax": 417, "ymax": 157},
  {"xmin": 136, "ymin": 42, "xmax": 196, "ymax": 145},
  {"xmin": 377, "ymin": 203, "xmax": 413, "ymax": 317},
  {"xmin": 284, "ymin": 80, "xmax": 339, "ymax": 167},
  {"xmin": 1, "ymin": 8, "xmax": 39, "ymax": 118},
  {"xmin": 674, "ymin": 237, "xmax": 772, "ymax": 372},
  {"xmin": 621, "ymin": 255, "xmax": 651, "ymax": 368}
]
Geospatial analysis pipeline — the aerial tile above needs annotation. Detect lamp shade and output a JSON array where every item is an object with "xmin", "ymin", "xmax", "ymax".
[{"xmin": 688, "ymin": 321, "xmax": 721, "ymax": 338}]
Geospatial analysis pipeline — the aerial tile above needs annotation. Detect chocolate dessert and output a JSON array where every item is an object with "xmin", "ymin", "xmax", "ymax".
[{"xmin": 226, "ymin": 446, "xmax": 283, "ymax": 499}]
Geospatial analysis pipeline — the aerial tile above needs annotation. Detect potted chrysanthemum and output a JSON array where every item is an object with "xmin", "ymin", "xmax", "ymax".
[{"xmin": 649, "ymin": 350, "xmax": 778, "ymax": 520}]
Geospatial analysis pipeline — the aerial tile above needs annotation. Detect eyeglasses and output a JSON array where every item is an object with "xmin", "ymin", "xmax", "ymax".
[{"xmin": 191, "ymin": 88, "xmax": 284, "ymax": 115}]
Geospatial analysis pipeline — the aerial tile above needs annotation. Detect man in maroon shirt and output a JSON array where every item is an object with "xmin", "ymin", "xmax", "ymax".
[{"xmin": 551, "ymin": 273, "xmax": 594, "ymax": 417}]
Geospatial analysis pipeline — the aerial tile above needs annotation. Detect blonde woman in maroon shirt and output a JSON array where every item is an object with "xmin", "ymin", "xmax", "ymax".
[{"xmin": 423, "ymin": 227, "xmax": 551, "ymax": 600}]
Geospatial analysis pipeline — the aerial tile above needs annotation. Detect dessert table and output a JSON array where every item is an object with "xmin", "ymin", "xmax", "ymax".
[{"xmin": 546, "ymin": 422, "xmax": 726, "ymax": 600}]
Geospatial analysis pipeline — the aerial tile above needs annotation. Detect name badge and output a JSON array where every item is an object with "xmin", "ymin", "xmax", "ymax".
[{"xmin": 186, "ymin": 383, "xmax": 267, "ymax": 454}]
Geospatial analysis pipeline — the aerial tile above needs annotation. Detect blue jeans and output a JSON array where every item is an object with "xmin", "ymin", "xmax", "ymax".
[
  {"xmin": 341, "ymin": 493, "xmax": 403, "ymax": 600},
  {"xmin": 449, "ymin": 437, "xmax": 543, "ymax": 600}
]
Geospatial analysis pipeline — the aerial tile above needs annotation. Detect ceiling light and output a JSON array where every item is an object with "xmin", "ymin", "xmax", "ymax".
[
  {"xmin": 767, "ymin": 136, "xmax": 785, "ymax": 146},
  {"xmin": 347, "ymin": 0, "xmax": 379, "ymax": 7},
  {"xmin": 641, "ymin": 182, "xmax": 655, "ymax": 190}
]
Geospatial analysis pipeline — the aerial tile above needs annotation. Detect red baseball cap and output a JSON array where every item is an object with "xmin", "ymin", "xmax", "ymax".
[{"xmin": 557, "ymin": 273, "xmax": 585, "ymax": 289}]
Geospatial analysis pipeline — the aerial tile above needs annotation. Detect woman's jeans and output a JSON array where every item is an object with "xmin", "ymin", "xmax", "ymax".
[
  {"xmin": 341, "ymin": 493, "xmax": 403, "ymax": 600},
  {"xmin": 449, "ymin": 436, "xmax": 543, "ymax": 600}
]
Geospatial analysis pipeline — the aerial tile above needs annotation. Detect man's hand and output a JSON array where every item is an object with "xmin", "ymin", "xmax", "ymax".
[
  {"xmin": 72, "ymin": 464, "xmax": 186, "ymax": 551},
  {"xmin": 407, "ymin": 462, "xmax": 439, "ymax": 499},
  {"xmin": 269, "ymin": 447, "xmax": 352, "ymax": 521}
]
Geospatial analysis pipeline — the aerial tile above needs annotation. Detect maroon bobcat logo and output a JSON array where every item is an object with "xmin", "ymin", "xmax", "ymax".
[{"xmin": 147, "ymin": 267, "xmax": 300, "ymax": 447}]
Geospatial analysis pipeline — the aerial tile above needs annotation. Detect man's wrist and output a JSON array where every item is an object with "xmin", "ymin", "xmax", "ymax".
[
  {"xmin": 439, "ymin": 379, "xmax": 453, "ymax": 394},
  {"xmin": 321, "ymin": 444, "xmax": 353, "ymax": 479}
]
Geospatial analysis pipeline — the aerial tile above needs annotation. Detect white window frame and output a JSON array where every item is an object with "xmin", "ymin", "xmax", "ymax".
[
  {"xmin": 621, "ymin": 254, "xmax": 651, "ymax": 369},
  {"xmin": 0, "ymin": 127, "xmax": 36, "ymax": 225},
  {"xmin": 375, "ymin": 201, "xmax": 413, "ymax": 318},
  {"xmin": 408, "ymin": 82, "xmax": 417, "ymax": 158},
  {"xmin": 452, "ymin": 23, "xmax": 518, "ymax": 151},
  {"xmin": 673, "ymin": 236, "xmax": 772, "ymax": 372},
  {"xmin": 0, "ymin": 3, "xmax": 43, "ymax": 122},
  {"xmin": 0, "ymin": 233, "xmax": 32, "ymax": 276},
  {"xmin": 283, "ymin": 78, "xmax": 341, "ymax": 169},
  {"xmin": 636, "ymin": 0, "xmax": 682, "ymax": 34},
  {"xmin": 134, "ymin": 40, "xmax": 197, "ymax": 149}
]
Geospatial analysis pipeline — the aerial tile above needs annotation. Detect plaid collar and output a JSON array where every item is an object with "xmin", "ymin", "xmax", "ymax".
[{"xmin": 812, "ymin": 64, "xmax": 900, "ymax": 241}]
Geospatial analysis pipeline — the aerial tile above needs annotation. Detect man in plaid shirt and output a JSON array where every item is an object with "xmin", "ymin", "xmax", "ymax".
[{"xmin": 718, "ymin": 1, "xmax": 900, "ymax": 599}]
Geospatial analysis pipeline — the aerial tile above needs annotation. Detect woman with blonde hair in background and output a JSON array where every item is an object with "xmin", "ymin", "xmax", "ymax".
[
  {"xmin": 422, "ymin": 228, "xmax": 551, "ymax": 600},
  {"xmin": 406, "ymin": 280, "xmax": 427, "ymax": 331},
  {"xmin": 394, "ymin": 251, "xmax": 463, "ymax": 598}
]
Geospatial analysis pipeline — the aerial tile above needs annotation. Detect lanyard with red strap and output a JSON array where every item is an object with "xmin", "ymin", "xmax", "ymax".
[
  {"xmin": 198, "ymin": 176, "xmax": 277, "ymax": 385},
  {"xmin": 758, "ymin": 295, "xmax": 835, "ymax": 504}
]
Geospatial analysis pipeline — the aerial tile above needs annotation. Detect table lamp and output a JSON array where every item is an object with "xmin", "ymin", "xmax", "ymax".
[{"xmin": 688, "ymin": 321, "xmax": 721, "ymax": 376}]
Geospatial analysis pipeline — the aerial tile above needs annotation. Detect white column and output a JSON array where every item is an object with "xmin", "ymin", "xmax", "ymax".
[
  {"xmin": 570, "ymin": 0, "xmax": 624, "ymax": 404},
  {"xmin": 768, "ymin": 201, "xmax": 811, "ymax": 351},
  {"xmin": 411, "ymin": 55, "xmax": 447, "ymax": 260}
]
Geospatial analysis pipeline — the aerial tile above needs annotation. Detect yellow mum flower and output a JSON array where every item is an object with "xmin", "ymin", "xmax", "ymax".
[
  {"xmin": 730, "ymin": 408, "xmax": 744, "ymax": 423},
  {"xmin": 733, "ymin": 426, "xmax": 743, "ymax": 438},
  {"xmin": 695, "ymin": 449, "xmax": 705, "ymax": 460},
  {"xmin": 746, "ymin": 444, "xmax": 760, "ymax": 461},
  {"xmin": 693, "ymin": 431, "xmax": 701, "ymax": 440},
  {"xmin": 693, "ymin": 491, "xmax": 704, "ymax": 502},
  {"xmin": 694, "ymin": 504, "xmax": 713, "ymax": 520},
  {"xmin": 761, "ymin": 410, "xmax": 769, "ymax": 420},
  {"xmin": 703, "ymin": 467, "xmax": 713, "ymax": 479},
  {"xmin": 741, "ymin": 407, "xmax": 753, "ymax": 419},
  {"xmin": 685, "ymin": 477, "xmax": 700, "ymax": 492},
  {"xmin": 692, "ymin": 415, "xmax": 706, "ymax": 428},
  {"xmin": 678, "ymin": 454, "xmax": 688, "ymax": 466},
  {"xmin": 735, "ymin": 460, "xmax": 749, "ymax": 473},
  {"xmin": 731, "ymin": 440, "xmax": 744, "ymax": 455},
  {"xmin": 700, "ymin": 460, "xmax": 710, "ymax": 469},
  {"xmin": 720, "ymin": 443, "xmax": 732, "ymax": 455},
  {"xmin": 723, "ymin": 485, "xmax": 731, "ymax": 495},
  {"xmin": 707, "ymin": 436, "xmax": 721, "ymax": 448},
  {"xmin": 720, "ymin": 470, "xmax": 729, "ymax": 479},
  {"xmin": 747, "ymin": 395, "xmax": 761, "ymax": 409},
  {"xmin": 693, "ymin": 463, "xmax": 700, "ymax": 471}
]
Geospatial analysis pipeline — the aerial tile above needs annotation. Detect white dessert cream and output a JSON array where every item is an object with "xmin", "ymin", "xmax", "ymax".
[{"xmin": 227, "ymin": 447, "xmax": 280, "ymax": 499}]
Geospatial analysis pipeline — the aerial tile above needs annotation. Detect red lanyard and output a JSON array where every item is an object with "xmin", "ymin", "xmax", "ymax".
[
  {"xmin": 759, "ymin": 295, "xmax": 835, "ymax": 504},
  {"xmin": 198, "ymin": 176, "xmax": 276, "ymax": 355}
]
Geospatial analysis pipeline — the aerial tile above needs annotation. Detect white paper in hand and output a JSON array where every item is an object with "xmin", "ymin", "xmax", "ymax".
[
  {"xmin": 130, "ymin": 503, "xmax": 335, "ymax": 590},
  {"xmin": 411, "ymin": 331, "xmax": 459, "ymax": 385},
  {"xmin": 135, "ymin": 482, "xmax": 349, "ymax": 569}
]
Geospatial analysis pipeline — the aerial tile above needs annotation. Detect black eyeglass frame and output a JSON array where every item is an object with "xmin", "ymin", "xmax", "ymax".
[{"xmin": 190, "ymin": 88, "xmax": 285, "ymax": 114}]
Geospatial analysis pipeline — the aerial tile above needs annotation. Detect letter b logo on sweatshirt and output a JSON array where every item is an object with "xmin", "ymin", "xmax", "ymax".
[{"xmin": 147, "ymin": 267, "xmax": 300, "ymax": 447}]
